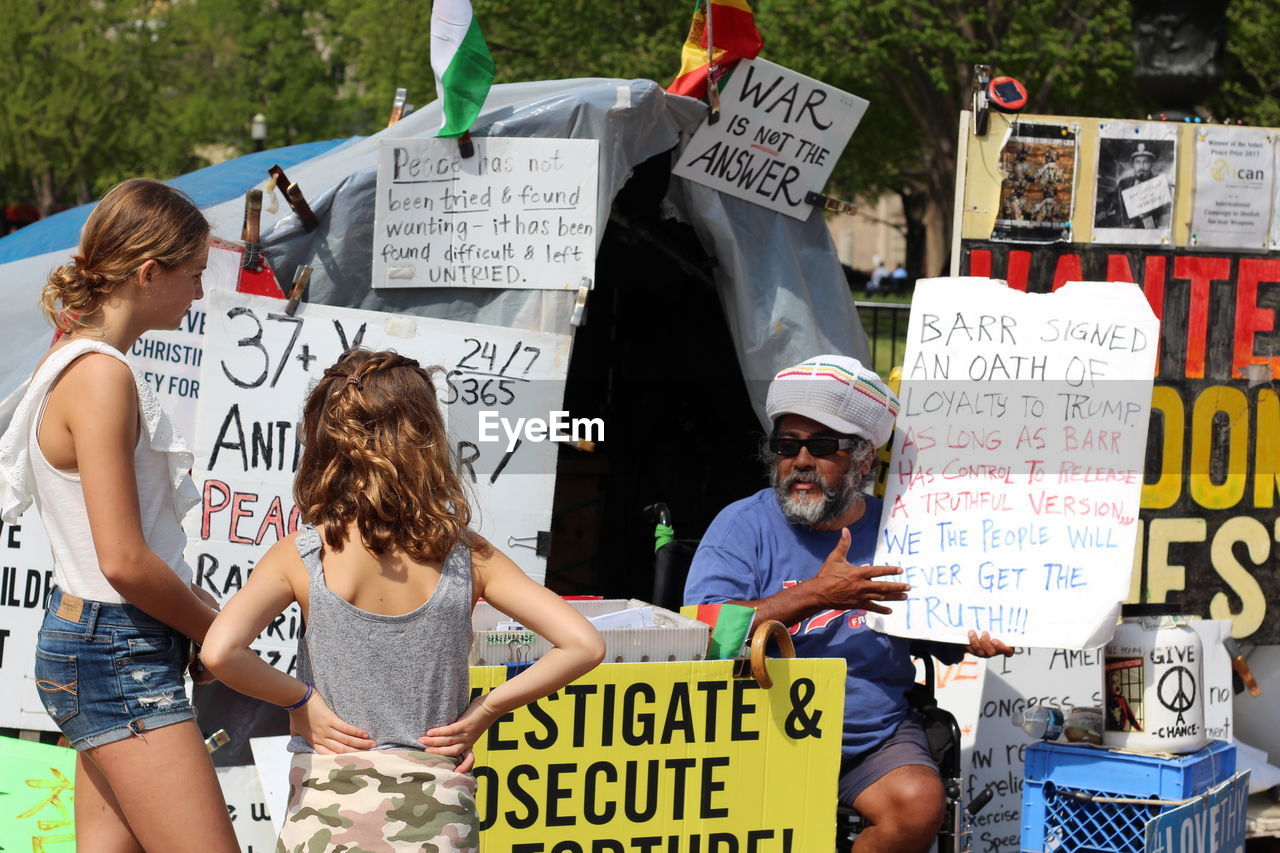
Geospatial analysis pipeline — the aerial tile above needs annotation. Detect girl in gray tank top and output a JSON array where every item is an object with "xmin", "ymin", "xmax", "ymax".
[{"xmin": 202, "ymin": 349, "xmax": 604, "ymax": 852}]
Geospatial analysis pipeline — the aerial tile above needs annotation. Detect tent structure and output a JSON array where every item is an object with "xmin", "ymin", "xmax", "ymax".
[
  {"xmin": 0, "ymin": 75, "xmax": 871, "ymax": 621},
  {"xmin": 0, "ymin": 78, "xmax": 868, "ymax": 416}
]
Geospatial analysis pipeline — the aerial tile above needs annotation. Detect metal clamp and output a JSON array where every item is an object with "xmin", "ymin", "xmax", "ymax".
[
  {"xmin": 507, "ymin": 531, "xmax": 552, "ymax": 559},
  {"xmin": 284, "ymin": 265, "xmax": 313, "ymax": 317},
  {"xmin": 268, "ymin": 165, "xmax": 318, "ymax": 232},
  {"xmin": 805, "ymin": 191, "xmax": 859, "ymax": 216}
]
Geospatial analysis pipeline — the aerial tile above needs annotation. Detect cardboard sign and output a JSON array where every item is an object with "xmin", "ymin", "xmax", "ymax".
[
  {"xmin": 960, "ymin": 242, "xmax": 1280, "ymax": 643},
  {"xmin": 216, "ymin": 764, "xmax": 279, "ymax": 851},
  {"xmin": 0, "ymin": 517, "xmax": 55, "ymax": 729},
  {"xmin": 0, "ymin": 245, "xmax": 240, "ymax": 730},
  {"xmin": 871, "ymin": 278, "xmax": 1160, "ymax": 649},
  {"xmin": 1123, "ymin": 175, "xmax": 1175, "ymax": 220},
  {"xmin": 672, "ymin": 58, "xmax": 867, "ymax": 220},
  {"xmin": 0, "ymin": 735, "xmax": 76, "ymax": 851},
  {"xmin": 471, "ymin": 659, "xmax": 844, "ymax": 850},
  {"xmin": 192, "ymin": 289, "xmax": 571, "ymax": 600},
  {"xmin": 936, "ymin": 649, "xmax": 1101, "ymax": 853},
  {"xmin": 373, "ymin": 137, "xmax": 600, "ymax": 290},
  {"xmin": 1144, "ymin": 770, "xmax": 1250, "ymax": 853}
]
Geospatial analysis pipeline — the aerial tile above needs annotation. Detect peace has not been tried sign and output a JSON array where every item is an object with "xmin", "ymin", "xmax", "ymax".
[
  {"xmin": 869, "ymin": 278, "xmax": 1161, "ymax": 650},
  {"xmin": 673, "ymin": 58, "xmax": 867, "ymax": 220},
  {"xmin": 373, "ymin": 137, "xmax": 599, "ymax": 289}
]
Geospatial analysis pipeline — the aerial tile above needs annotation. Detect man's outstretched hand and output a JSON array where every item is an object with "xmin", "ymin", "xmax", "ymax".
[
  {"xmin": 812, "ymin": 527, "xmax": 911, "ymax": 615},
  {"xmin": 965, "ymin": 630, "xmax": 1015, "ymax": 658}
]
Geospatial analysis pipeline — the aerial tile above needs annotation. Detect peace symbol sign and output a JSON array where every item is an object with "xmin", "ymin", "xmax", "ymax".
[{"xmin": 1157, "ymin": 665, "xmax": 1196, "ymax": 714}]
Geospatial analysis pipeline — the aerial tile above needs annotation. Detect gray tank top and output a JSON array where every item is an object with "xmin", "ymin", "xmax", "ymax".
[{"xmin": 287, "ymin": 524, "xmax": 473, "ymax": 753}]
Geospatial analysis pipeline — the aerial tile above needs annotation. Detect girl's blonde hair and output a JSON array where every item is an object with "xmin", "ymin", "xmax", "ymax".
[
  {"xmin": 40, "ymin": 178, "xmax": 209, "ymax": 333},
  {"xmin": 295, "ymin": 349, "xmax": 483, "ymax": 561}
]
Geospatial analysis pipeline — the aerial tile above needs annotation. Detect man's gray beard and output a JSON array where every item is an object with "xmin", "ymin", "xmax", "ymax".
[{"xmin": 769, "ymin": 461, "xmax": 864, "ymax": 527}]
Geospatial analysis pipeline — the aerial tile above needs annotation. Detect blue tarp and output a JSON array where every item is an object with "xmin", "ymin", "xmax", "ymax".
[{"xmin": 0, "ymin": 139, "xmax": 354, "ymax": 265}]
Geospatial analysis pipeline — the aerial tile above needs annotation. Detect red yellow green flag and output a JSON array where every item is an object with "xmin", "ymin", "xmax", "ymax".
[
  {"xmin": 666, "ymin": 0, "xmax": 763, "ymax": 99},
  {"xmin": 681, "ymin": 602, "xmax": 757, "ymax": 659}
]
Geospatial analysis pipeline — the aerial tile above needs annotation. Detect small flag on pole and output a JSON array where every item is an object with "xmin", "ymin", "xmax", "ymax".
[
  {"xmin": 430, "ymin": 0, "xmax": 495, "ymax": 139},
  {"xmin": 682, "ymin": 602, "xmax": 757, "ymax": 659},
  {"xmin": 667, "ymin": 0, "xmax": 763, "ymax": 100}
]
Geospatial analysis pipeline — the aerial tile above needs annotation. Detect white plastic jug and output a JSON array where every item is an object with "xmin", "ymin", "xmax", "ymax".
[{"xmin": 1103, "ymin": 603, "xmax": 1208, "ymax": 754}]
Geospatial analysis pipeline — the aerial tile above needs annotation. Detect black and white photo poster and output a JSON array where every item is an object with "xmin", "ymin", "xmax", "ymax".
[
  {"xmin": 1092, "ymin": 121, "xmax": 1177, "ymax": 246},
  {"xmin": 1190, "ymin": 126, "xmax": 1274, "ymax": 250}
]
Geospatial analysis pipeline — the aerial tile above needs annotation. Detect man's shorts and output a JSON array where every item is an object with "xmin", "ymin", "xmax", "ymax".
[
  {"xmin": 838, "ymin": 711, "xmax": 938, "ymax": 806},
  {"xmin": 34, "ymin": 586, "xmax": 194, "ymax": 750}
]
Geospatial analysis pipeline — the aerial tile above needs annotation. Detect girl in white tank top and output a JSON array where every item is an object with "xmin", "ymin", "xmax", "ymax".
[{"xmin": 0, "ymin": 179, "xmax": 238, "ymax": 852}]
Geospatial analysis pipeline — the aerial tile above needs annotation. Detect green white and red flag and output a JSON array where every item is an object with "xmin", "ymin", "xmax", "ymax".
[{"xmin": 430, "ymin": 0, "xmax": 496, "ymax": 138}]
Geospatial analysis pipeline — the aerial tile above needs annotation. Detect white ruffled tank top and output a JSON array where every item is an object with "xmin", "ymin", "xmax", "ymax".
[{"xmin": 0, "ymin": 339, "xmax": 200, "ymax": 603}]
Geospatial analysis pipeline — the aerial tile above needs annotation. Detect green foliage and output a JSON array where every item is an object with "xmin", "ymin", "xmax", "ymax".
[
  {"xmin": 757, "ymin": 1, "xmax": 1140, "ymax": 213},
  {"xmin": 1214, "ymin": 0, "xmax": 1280, "ymax": 127},
  {"xmin": 1, "ymin": 0, "xmax": 1269, "ymax": 240},
  {"xmin": 0, "ymin": 0, "xmax": 168, "ymax": 211},
  {"xmin": 0, "ymin": 0, "xmax": 356, "ymax": 213}
]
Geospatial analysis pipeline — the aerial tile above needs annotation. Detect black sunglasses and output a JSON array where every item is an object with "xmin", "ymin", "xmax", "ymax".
[{"xmin": 769, "ymin": 436, "xmax": 857, "ymax": 458}]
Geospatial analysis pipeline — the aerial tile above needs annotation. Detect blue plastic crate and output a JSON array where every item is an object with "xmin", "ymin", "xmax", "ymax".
[{"xmin": 1020, "ymin": 740, "xmax": 1235, "ymax": 853}]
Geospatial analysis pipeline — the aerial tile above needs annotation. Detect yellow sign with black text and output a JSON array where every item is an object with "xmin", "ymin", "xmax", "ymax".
[{"xmin": 472, "ymin": 659, "xmax": 845, "ymax": 852}]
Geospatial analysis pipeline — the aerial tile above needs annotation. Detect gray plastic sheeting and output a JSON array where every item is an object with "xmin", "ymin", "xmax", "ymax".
[{"xmin": 263, "ymin": 77, "xmax": 869, "ymax": 428}]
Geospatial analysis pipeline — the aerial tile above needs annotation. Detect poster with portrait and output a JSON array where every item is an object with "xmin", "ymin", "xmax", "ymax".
[
  {"xmin": 989, "ymin": 122, "xmax": 1077, "ymax": 243},
  {"xmin": 1190, "ymin": 126, "xmax": 1274, "ymax": 250},
  {"xmin": 1091, "ymin": 121, "xmax": 1178, "ymax": 246}
]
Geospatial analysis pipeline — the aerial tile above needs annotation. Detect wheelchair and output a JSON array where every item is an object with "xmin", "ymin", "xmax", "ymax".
[{"xmin": 645, "ymin": 503, "xmax": 992, "ymax": 853}]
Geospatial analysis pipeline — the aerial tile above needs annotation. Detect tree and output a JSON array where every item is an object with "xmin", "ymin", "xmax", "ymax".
[
  {"xmin": 0, "ymin": 0, "xmax": 171, "ymax": 214},
  {"xmin": 1213, "ymin": 0, "xmax": 1280, "ymax": 127},
  {"xmin": 757, "ymin": 0, "xmax": 1141, "ymax": 275},
  {"xmin": 164, "ymin": 0, "xmax": 359, "ymax": 152}
]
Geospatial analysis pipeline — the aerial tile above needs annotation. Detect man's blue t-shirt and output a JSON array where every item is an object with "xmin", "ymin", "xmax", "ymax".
[{"xmin": 683, "ymin": 489, "xmax": 917, "ymax": 761}]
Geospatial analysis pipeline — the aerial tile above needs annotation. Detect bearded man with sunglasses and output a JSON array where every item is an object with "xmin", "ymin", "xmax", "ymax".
[{"xmin": 684, "ymin": 355, "xmax": 1012, "ymax": 853}]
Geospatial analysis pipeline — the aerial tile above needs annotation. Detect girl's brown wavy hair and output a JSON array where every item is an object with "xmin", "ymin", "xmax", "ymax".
[
  {"xmin": 295, "ymin": 349, "xmax": 483, "ymax": 561},
  {"xmin": 40, "ymin": 178, "xmax": 209, "ymax": 333}
]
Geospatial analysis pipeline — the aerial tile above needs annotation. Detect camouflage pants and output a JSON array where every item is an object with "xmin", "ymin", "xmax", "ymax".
[{"xmin": 277, "ymin": 749, "xmax": 478, "ymax": 852}]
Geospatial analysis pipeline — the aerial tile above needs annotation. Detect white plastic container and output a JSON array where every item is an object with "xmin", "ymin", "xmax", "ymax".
[
  {"xmin": 1103, "ymin": 603, "xmax": 1208, "ymax": 754},
  {"xmin": 471, "ymin": 599, "xmax": 709, "ymax": 665}
]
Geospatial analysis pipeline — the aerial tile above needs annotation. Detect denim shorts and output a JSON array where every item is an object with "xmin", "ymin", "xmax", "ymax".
[{"xmin": 34, "ymin": 586, "xmax": 194, "ymax": 750}]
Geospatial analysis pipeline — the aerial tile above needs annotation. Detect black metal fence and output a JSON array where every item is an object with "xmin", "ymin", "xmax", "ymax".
[{"xmin": 854, "ymin": 300, "xmax": 911, "ymax": 377}]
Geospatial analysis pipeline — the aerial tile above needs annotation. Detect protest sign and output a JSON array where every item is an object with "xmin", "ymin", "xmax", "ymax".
[
  {"xmin": 672, "ymin": 58, "xmax": 867, "ymax": 220},
  {"xmin": 192, "ymin": 289, "xmax": 572, "ymax": 610},
  {"xmin": 0, "ymin": 245, "xmax": 239, "ymax": 730},
  {"xmin": 0, "ymin": 735, "xmax": 76, "ymax": 852},
  {"xmin": 871, "ymin": 277, "xmax": 1160, "ymax": 649},
  {"xmin": 960, "ymin": 242, "xmax": 1280, "ymax": 643},
  {"xmin": 373, "ymin": 137, "xmax": 599, "ymax": 290},
  {"xmin": 937, "ymin": 649, "xmax": 1100, "ymax": 853},
  {"xmin": 216, "ymin": 763, "xmax": 278, "ymax": 851},
  {"xmin": 0, "ymin": 243, "xmax": 233, "ymax": 729},
  {"xmin": 0, "ymin": 517, "xmax": 56, "ymax": 729},
  {"xmin": 250, "ymin": 735, "xmax": 294, "ymax": 834},
  {"xmin": 1191, "ymin": 127, "xmax": 1275, "ymax": 251},
  {"xmin": 1144, "ymin": 770, "xmax": 1250, "ymax": 853},
  {"xmin": 471, "ymin": 659, "xmax": 844, "ymax": 850}
]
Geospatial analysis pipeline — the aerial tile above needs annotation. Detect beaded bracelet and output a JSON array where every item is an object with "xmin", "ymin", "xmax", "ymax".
[{"xmin": 282, "ymin": 683, "xmax": 314, "ymax": 711}]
